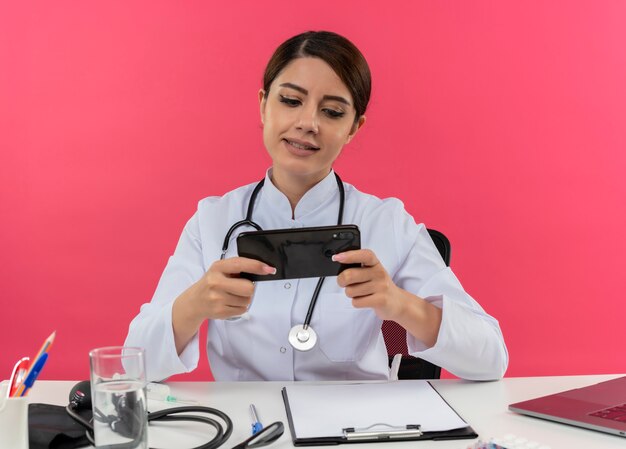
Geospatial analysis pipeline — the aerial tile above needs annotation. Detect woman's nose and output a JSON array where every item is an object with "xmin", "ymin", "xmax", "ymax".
[{"xmin": 295, "ymin": 106, "xmax": 319, "ymax": 134}]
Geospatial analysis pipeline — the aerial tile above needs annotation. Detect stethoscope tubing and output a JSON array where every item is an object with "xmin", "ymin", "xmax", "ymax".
[
  {"xmin": 220, "ymin": 180, "xmax": 265, "ymax": 260},
  {"xmin": 220, "ymin": 172, "xmax": 346, "ymax": 349}
]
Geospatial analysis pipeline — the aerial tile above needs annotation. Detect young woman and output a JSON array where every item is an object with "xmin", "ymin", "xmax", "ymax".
[{"xmin": 125, "ymin": 31, "xmax": 508, "ymax": 382}]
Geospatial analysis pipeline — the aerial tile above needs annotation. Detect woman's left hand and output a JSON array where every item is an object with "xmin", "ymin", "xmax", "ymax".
[
  {"xmin": 334, "ymin": 248, "xmax": 443, "ymax": 348},
  {"xmin": 333, "ymin": 249, "xmax": 406, "ymax": 321}
]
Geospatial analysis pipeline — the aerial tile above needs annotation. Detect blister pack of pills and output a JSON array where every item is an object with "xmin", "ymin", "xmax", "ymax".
[{"xmin": 467, "ymin": 434, "xmax": 551, "ymax": 449}]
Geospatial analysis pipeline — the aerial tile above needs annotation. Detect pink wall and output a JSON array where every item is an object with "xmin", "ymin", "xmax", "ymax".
[{"xmin": 2, "ymin": 1, "xmax": 625, "ymax": 382}]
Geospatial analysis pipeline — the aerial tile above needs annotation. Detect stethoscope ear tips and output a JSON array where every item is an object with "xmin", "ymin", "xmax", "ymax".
[{"xmin": 288, "ymin": 325, "xmax": 318, "ymax": 351}]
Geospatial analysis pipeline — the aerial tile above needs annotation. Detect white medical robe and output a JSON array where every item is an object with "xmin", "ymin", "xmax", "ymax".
[{"xmin": 125, "ymin": 170, "xmax": 508, "ymax": 381}]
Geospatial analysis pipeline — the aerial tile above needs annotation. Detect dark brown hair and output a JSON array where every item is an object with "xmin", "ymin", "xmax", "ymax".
[{"xmin": 263, "ymin": 31, "xmax": 371, "ymax": 123}]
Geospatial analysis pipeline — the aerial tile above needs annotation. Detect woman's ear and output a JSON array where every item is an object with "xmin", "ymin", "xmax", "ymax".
[
  {"xmin": 346, "ymin": 115, "xmax": 366, "ymax": 144},
  {"xmin": 258, "ymin": 89, "xmax": 267, "ymax": 125}
]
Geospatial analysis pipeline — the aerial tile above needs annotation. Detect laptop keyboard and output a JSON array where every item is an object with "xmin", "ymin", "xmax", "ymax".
[{"xmin": 589, "ymin": 403, "xmax": 626, "ymax": 422}]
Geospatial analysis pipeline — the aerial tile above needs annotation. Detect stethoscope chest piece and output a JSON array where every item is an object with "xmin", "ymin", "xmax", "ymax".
[{"xmin": 288, "ymin": 324, "xmax": 318, "ymax": 351}]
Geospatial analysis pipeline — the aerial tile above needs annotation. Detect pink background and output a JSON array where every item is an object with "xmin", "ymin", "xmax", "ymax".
[{"xmin": 2, "ymin": 1, "xmax": 625, "ymax": 382}]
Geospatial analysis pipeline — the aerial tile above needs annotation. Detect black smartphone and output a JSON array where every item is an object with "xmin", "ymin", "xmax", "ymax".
[{"xmin": 236, "ymin": 224, "xmax": 361, "ymax": 281}]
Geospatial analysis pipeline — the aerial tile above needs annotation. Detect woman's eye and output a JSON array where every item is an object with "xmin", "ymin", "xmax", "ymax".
[
  {"xmin": 279, "ymin": 95, "xmax": 301, "ymax": 107},
  {"xmin": 323, "ymin": 109, "xmax": 345, "ymax": 119}
]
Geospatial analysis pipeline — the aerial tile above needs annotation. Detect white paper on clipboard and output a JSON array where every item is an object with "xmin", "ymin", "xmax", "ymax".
[{"xmin": 284, "ymin": 381, "xmax": 468, "ymax": 439}]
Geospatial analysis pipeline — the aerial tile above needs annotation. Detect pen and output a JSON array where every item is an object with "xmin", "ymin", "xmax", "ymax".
[
  {"xmin": 250, "ymin": 404, "xmax": 263, "ymax": 435},
  {"xmin": 14, "ymin": 352, "xmax": 49, "ymax": 397}
]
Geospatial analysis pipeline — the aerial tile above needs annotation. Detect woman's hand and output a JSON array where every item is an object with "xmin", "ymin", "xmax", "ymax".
[
  {"xmin": 172, "ymin": 257, "xmax": 275, "ymax": 354},
  {"xmin": 334, "ymin": 249, "xmax": 442, "ymax": 348},
  {"xmin": 334, "ymin": 249, "xmax": 404, "ymax": 320}
]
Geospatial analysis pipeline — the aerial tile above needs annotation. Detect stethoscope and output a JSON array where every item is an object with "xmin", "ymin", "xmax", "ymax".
[
  {"xmin": 66, "ymin": 380, "xmax": 285, "ymax": 449},
  {"xmin": 220, "ymin": 172, "xmax": 345, "ymax": 352}
]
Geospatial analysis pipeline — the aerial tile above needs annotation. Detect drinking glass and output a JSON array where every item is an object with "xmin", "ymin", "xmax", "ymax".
[{"xmin": 89, "ymin": 346, "xmax": 148, "ymax": 449}]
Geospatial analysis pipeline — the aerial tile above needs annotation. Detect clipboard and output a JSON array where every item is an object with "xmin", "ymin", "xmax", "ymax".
[{"xmin": 281, "ymin": 381, "xmax": 477, "ymax": 445}]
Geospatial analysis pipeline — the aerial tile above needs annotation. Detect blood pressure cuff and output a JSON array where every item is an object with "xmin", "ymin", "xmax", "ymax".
[{"xmin": 28, "ymin": 403, "xmax": 90, "ymax": 449}]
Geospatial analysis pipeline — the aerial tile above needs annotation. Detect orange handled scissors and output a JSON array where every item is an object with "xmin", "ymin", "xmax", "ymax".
[{"xmin": 8, "ymin": 357, "xmax": 30, "ymax": 398}]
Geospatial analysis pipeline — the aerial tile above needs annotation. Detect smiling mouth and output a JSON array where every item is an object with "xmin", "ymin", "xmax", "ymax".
[{"xmin": 284, "ymin": 139, "xmax": 320, "ymax": 151}]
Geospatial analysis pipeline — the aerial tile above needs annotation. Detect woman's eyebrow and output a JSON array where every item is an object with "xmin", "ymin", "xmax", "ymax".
[
  {"xmin": 323, "ymin": 95, "xmax": 351, "ymax": 106},
  {"xmin": 279, "ymin": 82, "xmax": 307, "ymax": 95},
  {"xmin": 279, "ymin": 82, "xmax": 351, "ymax": 106}
]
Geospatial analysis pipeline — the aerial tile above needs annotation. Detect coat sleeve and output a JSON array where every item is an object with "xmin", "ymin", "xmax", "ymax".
[
  {"xmin": 124, "ymin": 211, "xmax": 206, "ymax": 382},
  {"xmin": 390, "ymin": 205, "xmax": 509, "ymax": 380}
]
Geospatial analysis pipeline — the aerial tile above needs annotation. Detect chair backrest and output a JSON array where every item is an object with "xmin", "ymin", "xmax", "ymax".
[
  {"xmin": 425, "ymin": 228, "xmax": 451, "ymax": 266},
  {"xmin": 381, "ymin": 228, "xmax": 451, "ymax": 379}
]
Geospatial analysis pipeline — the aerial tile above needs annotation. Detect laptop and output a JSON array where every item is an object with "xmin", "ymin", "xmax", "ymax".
[{"xmin": 509, "ymin": 376, "xmax": 626, "ymax": 437}]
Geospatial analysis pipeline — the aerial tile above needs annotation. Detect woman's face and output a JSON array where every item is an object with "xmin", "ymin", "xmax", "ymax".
[{"xmin": 259, "ymin": 57, "xmax": 365, "ymax": 184}]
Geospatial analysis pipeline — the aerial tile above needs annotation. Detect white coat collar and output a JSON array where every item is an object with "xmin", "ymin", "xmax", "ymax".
[{"xmin": 261, "ymin": 168, "xmax": 339, "ymax": 221}]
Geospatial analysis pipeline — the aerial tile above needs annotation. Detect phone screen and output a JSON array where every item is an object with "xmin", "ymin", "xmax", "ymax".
[{"xmin": 236, "ymin": 225, "xmax": 361, "ymax": 281}]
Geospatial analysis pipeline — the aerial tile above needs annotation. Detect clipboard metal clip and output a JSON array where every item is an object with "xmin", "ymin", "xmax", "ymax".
[{"xmin": 342, "ymin": 423, "xmax": 422, "ymax": 440}]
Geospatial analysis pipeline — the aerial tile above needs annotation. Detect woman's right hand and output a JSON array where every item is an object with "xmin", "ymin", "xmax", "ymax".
[{"xmin": 172, "ymin": 257, "xmax": 276, "ymax": 354}]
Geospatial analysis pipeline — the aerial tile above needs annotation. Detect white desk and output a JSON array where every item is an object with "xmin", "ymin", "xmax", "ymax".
[{"xmin": 27, "ymin": 375, "xmax": 625, "ymax": 449}]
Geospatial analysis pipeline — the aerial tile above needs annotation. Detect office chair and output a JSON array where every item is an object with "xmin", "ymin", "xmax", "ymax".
[{"xmin": 381, "ymin": 228, "xmax": 451, "ymax": 379}]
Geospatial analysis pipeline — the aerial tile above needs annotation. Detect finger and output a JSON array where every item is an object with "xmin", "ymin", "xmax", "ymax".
[
  {"xmin": 225, "ymin": 304, "xmax": 249, "ymax": 315},
  {"xmin": 215, "ymin": 304, "xmax": 250, "ymax": 320},
  {"xmin": 222, "ymin": 277, "xmax": 256, "ymax": 298},
  {"xmin": 220, "ymin": 291, "xmax": 253, "ymax": 308},
  {"xmin": 214, "ymin": 257, "xmax": 276, "ymax": 276},
  {"xmin": 202, "ymin": 269, "xmax": 255, "ymax": 297},
  {"xmin": 351, "ymin": 293, "xmax": 383, "ymax": 310},
  {"xmin": 344, "ymin": 281, "xmax": 376, "ymax": 299},
  {"xmin": 332, "ymin": 249, "xmax": 379, "ymax": 267},
  {"xmin": 337, "ymin": 266, "xmax": 375, "ymax": 288}
]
